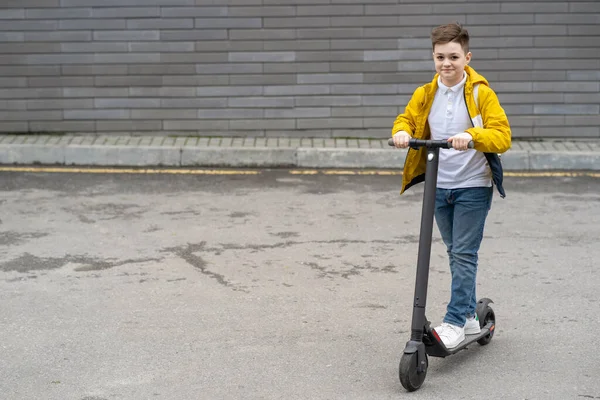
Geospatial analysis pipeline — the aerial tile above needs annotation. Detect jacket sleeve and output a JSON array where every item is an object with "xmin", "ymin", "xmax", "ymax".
[
  {"xmin": 466, "ymin": 86, "xmax": 512, "ymax": 154},
  {"xmin": 391, "ymin": 86, "xmax": 424, "ymax": 137}
]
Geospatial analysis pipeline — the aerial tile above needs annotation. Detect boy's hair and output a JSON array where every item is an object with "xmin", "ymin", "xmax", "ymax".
[{"xmin": 431, "ymin": 22, "xmax": 469, "ymax": 54}]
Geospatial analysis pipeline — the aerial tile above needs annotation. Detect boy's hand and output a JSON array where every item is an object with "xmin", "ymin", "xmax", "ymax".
[
  {"xmin": 448, "ymin": 132, "xmax": 473, "ymax": 151},
  {"xmin": 392, "ymin": 131, "xmax": 411, "ymax": 148}
]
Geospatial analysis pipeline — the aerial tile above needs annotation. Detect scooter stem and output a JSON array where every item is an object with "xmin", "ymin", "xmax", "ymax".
[{"xmin": 410, "ymin": 148, "xmax": 440, "ymax": 341}]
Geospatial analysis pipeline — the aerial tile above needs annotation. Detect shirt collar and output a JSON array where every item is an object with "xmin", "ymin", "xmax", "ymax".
[{"xmin": 437, "ymin": 71, "xmax": 467, "ymax": 94}]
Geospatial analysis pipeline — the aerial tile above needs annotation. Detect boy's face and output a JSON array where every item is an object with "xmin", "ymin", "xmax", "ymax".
[{"xmin": 433, "ymin": 41, "xmax": 472, "ymax": 87}]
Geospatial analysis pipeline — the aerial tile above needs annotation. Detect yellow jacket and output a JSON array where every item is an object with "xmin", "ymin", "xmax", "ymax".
[{"xmin": 392, "ymin": 65, "xmax": 511, "ymax": 195}]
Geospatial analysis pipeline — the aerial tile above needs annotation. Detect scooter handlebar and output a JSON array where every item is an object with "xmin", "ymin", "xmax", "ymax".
[{"xmin": 387, "ymin": 138, "xmax": 474, "ymax": 149}]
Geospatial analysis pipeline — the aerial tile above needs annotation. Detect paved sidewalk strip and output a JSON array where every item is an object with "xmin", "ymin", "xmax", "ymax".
[{"xmin": 0, "ymin": 134, "xmax": 598, "ymax": 171}]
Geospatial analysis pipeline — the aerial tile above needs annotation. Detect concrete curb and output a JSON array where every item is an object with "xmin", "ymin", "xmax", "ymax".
[{"xmin": 0, "ymin": 141, "xmax": 599, "ymax": 171}]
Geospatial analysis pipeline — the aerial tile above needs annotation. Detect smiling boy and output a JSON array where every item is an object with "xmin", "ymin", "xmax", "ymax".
[{"xmin": 391, "ymin": 23, "xmax": 511, "ymax": 349}]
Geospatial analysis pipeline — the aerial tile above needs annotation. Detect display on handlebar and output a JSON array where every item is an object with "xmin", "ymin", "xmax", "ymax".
[{"xmin": 387, "ymin": 138, "xmax": 474, "ymax": 149}]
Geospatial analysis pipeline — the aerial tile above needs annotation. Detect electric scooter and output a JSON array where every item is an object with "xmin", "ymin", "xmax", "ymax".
[{"xmin": 388, "ymin": 138, "xmax": 496, "ymax": 392}]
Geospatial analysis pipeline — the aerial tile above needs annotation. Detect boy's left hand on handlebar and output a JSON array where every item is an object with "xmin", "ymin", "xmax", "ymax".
[{"xmin": 448, "ymin": 133, "xmax": 473, "ymax": 151}]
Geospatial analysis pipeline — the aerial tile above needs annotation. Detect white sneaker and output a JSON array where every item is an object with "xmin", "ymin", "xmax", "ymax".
[
  {"xmin": 464, "ymin": 315, "xmax": 481, "ymax": 335},
  {"xmin": 435, "ymin": 323, "xmax": 465, "ymax": 349}
]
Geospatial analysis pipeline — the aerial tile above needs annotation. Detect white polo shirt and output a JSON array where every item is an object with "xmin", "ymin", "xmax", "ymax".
[{"xmin": 428, "ymin": 72, "xmax": 492, "ymax": 189}]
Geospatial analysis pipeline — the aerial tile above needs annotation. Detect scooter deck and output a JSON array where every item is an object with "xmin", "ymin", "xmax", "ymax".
[{"xmin": 424, "ymin": 322, "xmax": 495, "ymax": 358}]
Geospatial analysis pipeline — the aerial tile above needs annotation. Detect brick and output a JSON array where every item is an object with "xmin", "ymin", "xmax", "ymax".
[
  {"xmin": 229, "ymin": 29, "xmax": 295, "ymax": 40},
  {"xmin": 467, "ymin": 13, "xmax": 534, "ymax": 25},
  {"xmin": 433, "ymin": 3, "xmax": 499, "ymax": 13},
  {"xmin": 0, "ymin": 77, "xmax": 27, "ymax": 88},
  {"xmin": 263, "ymin": 62, "xmax": 328, "ymax": 74},
  {"xmin": 364, "ymin": 26, "xmax": 431, "ymax": 38},
  {"xmin": 536, "ymin": 13, "xmax": 600, "ymax": 24},
  {"xmin": 0, "ymin": 9, "xmax": 25, "ymax": 19},
  {"xmin": 364, "ymin": 72, "xmax": 432, "ymax": 83},
  {"xmin": 95, "ymin": 98, "xmax": 160, "ymax": 108},
  {"xmin": 26, "ymin": 7, "xmax": 91, "ymax": 18},
  {"xmin": 534, "ymin": 36, "xmax": 600, "ymax": 48},
  {"xmin": 62, "ymin": 65, "xmax": 127, "ymax": 75},
  {"xmin": 533, "ymin": 126, "xmax": 599, "ymax": 137},
  {"xmin": 164, "ymin": 75, "xmax": 229, "ymax": 86},
  {"xmin": 0, "ymin": 65, "xmax": 60, "ymax": 76},
  {"xmin": 264, "ymin": 17, "xmax": 329, "ymax": 28},
  {"xmin": 332, "ymin": 16, "xmax": 398, "ymax": 27},
  {"xmin": 198, "ymin": 108, "xmax": 264, "ymax": 119},
  {"xmin": 499, "ymin": 25, "xmax": 567, "ymax": 36},
  {"xmin": 65, "ymin": 110, "xmax": 129, "ymax": 120},
  {"xmin": 297, "ymin": 73, "xmax": 363, "ymax": 84},
  {"xmin": 28, "ymin": 76, "xmax": 94, "ymax": 87},
  {"xmin": 297, "ymin": 28, "xmax": 362, "ymax": 39},
  {"xmin": 64, "ymin": 87, "xmax": 128, "ymax": 97},
  {"xmin": 332, "ymin": 106, "xmax": 396, "ymax": 117},
  {"xmin": 132, "ymin": 87, "xmax": 196, "ymax": 97},
  {"xmin": 229, "ymin": 119, "xmax": 295, "ymax": 130},
  {"xmin": 497, "ymin": 71, "xmax": 566, "ymax": 81},
  {"xmin": 264, "ymin": 85, "xmax": 329, "ymax": 96},
  {"xmin": 129, "ymin": 42, "xmax": 194, "ymax": 52},
  {"xmin": 195, "ymin": 40, "xmax": 262, "ymax": 52},
  {"xmin": 296, "ymin": 50, "xmax": 363, "ymax": 62},
  {"xmin": 534, "ymin": 82, "xmax": 600, "ymax": 93},
  {"xmin": 97, "ymin": 121, "xmax": 162, "ymax": 132},
  {"xmin": 265, "ymin": 107, "xmax": 330, "ymax": 118},
  {"xmin": 229, "ymin": 6, "xmax": 295, "ymax": 17},
  {"xmin": 297, "ymin": 118, "xmax": 361, "ymax": 129},
  {"xmin": 331, "ymin": 84, "xmax": 397, "ymax": 95},
  {"xmin": 61, "ymin": 0, "xmax": 194, "ymax": 5},
  {"xmin": 0, "ymin": 55, "xmax": 27, "ymax": 65},
  {"xmin": 229, "ymin": 97, "xmax": 294, "ymax": 108},
  {"xmin": 0, "ymin": 88, "xmax": 62, "ymax": 99},
  {"xmin": 565, "ymin": 93, "xmax": 600, "ymax": 103},
  {"xmin": 503, "ymin": 105, "xmax": 534, "ymax": 115},
  {"xmin": 59, "ymin": 19, "xmax": 126, "ymax": 30},
  {"xmin": 0, "ymin": 32, "xmax": 24, "ymax": 42},
  {"xmin": 95, "ymin": 76, "xmax": 162, "ymax": 87},
  {"xmin": 0, "ymin": 111, "xmax": 62, "ymax": 121},
  {"xmin": 396, "ymin": 38, "xmax": 430, "ymax": 50},
  {"xmin": 567, "ymin": 71, "xmax": 600, "ymax": 81},
  {"xmin": 501, "ymin": 3, "xmax": 568, "ymax": 13},
  {"xmin": 164, "ymin": 119, "xmax": 228, "ymax": 131},
  {"xmin": 197, "ymin": 86, "xmax": 262, "ymax": 96},
  {"xmin": 131, "ymin": 109, "xmax": 196, "ymax": 119},
  {"xmin": 367, "ymin": 4, "xmax": 432, "ymax": 14},
  {"xmin": 565, "ymin": 116, "xmax": 600, "ymax": 126},
  {"xmin": 0, "ymin": 100, "xmax": 27, "ymax": 110},
  {"xmin": 396, "ymin": 61, "xmax": 436, "ymax": 72},
  {"xmin": 365, "ymin": 50, "xmax": 430, "ymax": 62},
  {"xmin": 570, "ymin": 2, "xmax": 600, "ymax": 12},
  {"xmin": 1, "ymin": 0, "xmax": 58, "ymax": 6},
  {"xmin": 62, "ymin": 42, "xmax": 128, "ymax": 53},
  {"xmin": 494, "ymin": 82, "xmax": 533, "ymax": 92},
  {"xmin": 230, "ymin": 74, "xmax": 295, "ymax": 85},
  {"xmin": 264, "ymin": 40, "xmax": 329, "ymax": 51},
  {"xmin": 195, "ymin": 17, "xmax": 261, "ymax": 28},
  {"xmin": 331, "ymin": 61, "xmax": 396, "ymax": 73},
  {"xmin": 508, "ymin": 116, "xmax": 565, "ymax": 127},
  {"xmin": 127, "ymin": 18, "xmax": 194, "ymax": 29},
  {"xmin": 92, "ymin": 7, "xmax": 160, "ymax": 18},
  {"xmin": 471, "ymin": 37, "xmax": 534, "ymax": 48},
  {"xmin": 160, "ymin": 52, "xmax": 226, "ymax": 63},
  {"xmin": 128, "ymin": 64, "xmax": 195, "ymax": 75},
  {"xmin": 161, "ymin": 98, "xmax": 227, "ymax": 108},
  {"xmin": 94, "ymin": 30, "xmax": 159, "ymax": 41},
  {"xmin": 568, "ymin": 25, "xmax": 600, "ymax": 35},
  {"xmin": 533, "ymin": 59, "xmax": 599, "ymax": 70},
  {"xmin": 229, "ymin": 52, "xmax": 295, "ymax": 62},
  {"xmin": 363, "ymin": 117, "xmax": 390, "ymax": 129},
  {"xmin": 1, "ymin": 20, "xmax": 57, "ymax": 31},
  {"xmin": 332, "ymin": 39, "xmax": 398, "ymax": 50},
  {"xmin": 295, "ymin": 96, "xmax": 361, "ymax": 107},
  {"xmin": 27, "ymin": 99, "xmax": 94, "ymax": 110},
  {"xmin": 498, "ymin": 93, "xmax": 561, "ymax": 104},
  {"xmin": 500, "ymin": 48, "xmax": 598, "ymax": 59},
  {"xmin": 161, "ymin": 6, "xmax": 227, "ymax": 17},
  {"xmin": 471, "ymin": 60, "xmax": 533, "ymax": 70},
  {"xmin": 297, "ymin": 5, "xmax": 363, "ymax": 15},
  {"xmin": 95, "ymin": 53, "xmax": 161, "ymax": 64},
  {"xmin": 534, "ymin": 105, "xmax": 599, "ymax": 115},
  {"xmin": 363, "ymin": 95, "xmax": 409, "ymax": 106},
  {"xmin": 0, "ymin": 122, "xmax": 28, "ymax": 132}
]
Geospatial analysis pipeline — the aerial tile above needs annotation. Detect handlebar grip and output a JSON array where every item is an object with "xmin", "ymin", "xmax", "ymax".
[{"xmin": 388, "ymin": 138, "xmax": 474, "ymax": 149}]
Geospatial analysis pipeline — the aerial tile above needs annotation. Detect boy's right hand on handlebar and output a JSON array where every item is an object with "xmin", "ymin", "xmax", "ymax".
[{"xmin": 392, "ymin": 131, "xmax": 411, "ymax": 148}]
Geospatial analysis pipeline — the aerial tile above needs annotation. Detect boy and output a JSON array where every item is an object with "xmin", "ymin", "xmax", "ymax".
[{"xmin": 391, "ymin": 22, "xmax": 511, "ymax": 349}]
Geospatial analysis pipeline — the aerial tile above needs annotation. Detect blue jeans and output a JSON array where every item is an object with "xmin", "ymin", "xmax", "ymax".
[{"xmin": 434, "ymin": 187, "xmax": 493, "ymax": 327}]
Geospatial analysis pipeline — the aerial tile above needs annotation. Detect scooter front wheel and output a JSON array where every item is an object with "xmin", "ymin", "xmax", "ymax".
[{"xmin": 399, "ymin": 352, "xmax": 428, "ymax": 392}]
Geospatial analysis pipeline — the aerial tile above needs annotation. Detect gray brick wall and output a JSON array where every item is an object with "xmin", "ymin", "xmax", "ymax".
[{"xmin": 0, "ymin": 0, "xmax": 599, "ymax": 138}]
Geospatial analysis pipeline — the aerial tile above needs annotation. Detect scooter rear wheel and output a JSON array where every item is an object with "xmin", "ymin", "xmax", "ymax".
[{"xmin": 399, "ymin": 352, "xmax": 428, "ymax": 391}]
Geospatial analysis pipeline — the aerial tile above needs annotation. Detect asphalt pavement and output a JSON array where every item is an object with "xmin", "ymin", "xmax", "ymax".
[{"xmin": 0, "ymin": 168, "xmax": 599, "ymax": 399}]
